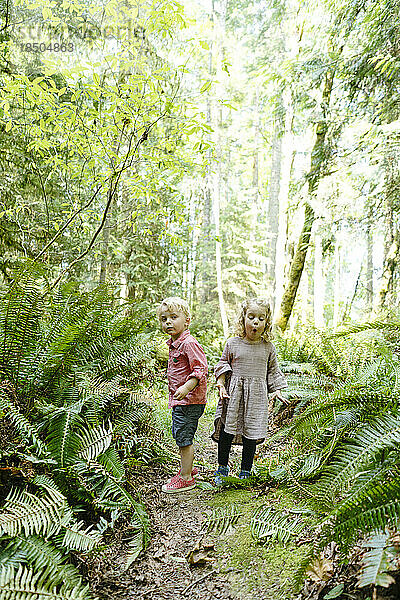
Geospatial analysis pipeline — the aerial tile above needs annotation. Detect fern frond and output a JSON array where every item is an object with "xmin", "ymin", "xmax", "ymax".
[
  {"xmin": 329, "ymin": 478, "xmax": 400, "ymax": 547},
  {"xmin": 0, "ymin": 564, "xmax": 92, "ymax": 599},
  {"xmin": 251, "ymin": 506, "xmax": 306, "ymax": 545},
  {"xmin": 204, "ymin": 505, "xmax": 243, "ymax": 536},
  {"xmin": 0, "ymin": 486, "xmax": 67, "ymax": 537},
  {"xmin": 97, "ymin": 447, "xmax": 125, "ymax": 479},
  {"xmin": 46, "ymin": 403, "xmax": 84, "ymax": 466},
  {"xmin": 3, "ymin": 535, "xmax": 82, "ymax": 585},
  {"xmin": 114, "ymin": 404, "xmax": 151, "ymax": 435},
  {"xmin": 332, "ymin": 320, "xmax": 400, "ymax": 337},
  {"xmin": 124, "ymin": 503, "xmax": 151, "ymax": 569},
  {"xmin": 313, "ymin": 413, "xmax": 400, "ymax": 502},
  {"xmin": 357, "ymin": 533, "xmax": 398, "ymax": 588},
  {"xmin": 61, "ymin": 521, "xmax": 103, "ymax": 552},
  {"xmin": 77, "ymin": 423, "xmax": 112, "ymax": 462},
  {"xmin": 0, "ymin": 389, "xmax": 47, "ymax": 456}
]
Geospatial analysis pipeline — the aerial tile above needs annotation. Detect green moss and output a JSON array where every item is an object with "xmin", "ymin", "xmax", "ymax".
[{"xmin": 209, "ymin": 489, "xmax": 312, "ymax": 600}]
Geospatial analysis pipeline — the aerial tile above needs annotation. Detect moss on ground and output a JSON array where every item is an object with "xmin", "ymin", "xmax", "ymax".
[
  {"xmin": 208, "ymin": 489, "xmax": 311, "ymax": 600},
  {"xmin": 152, "ymin": 382, "xmax": 311, "ymax": 599}
]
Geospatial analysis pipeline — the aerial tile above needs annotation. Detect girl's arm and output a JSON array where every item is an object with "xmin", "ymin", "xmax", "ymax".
[
  {"xmin": 215, "ymin": 341, "xmax": 232, "ymax": 400},
  {"xmin": 270, "ymin": 389, "xmax": 290, "ymax": 405},
  {"xmin": 216, "ymin": 374, "xmax": 230, "ymax": 400},
  {"xmin": 267, "ymin": 344, "xmax": 288, "ymax": 396},
  {"xmin": 214, "ymin": 341, "xmax": 232, "ymax": 379}
]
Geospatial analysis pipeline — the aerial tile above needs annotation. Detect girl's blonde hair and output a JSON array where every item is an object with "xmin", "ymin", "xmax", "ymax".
[
  {"xmin": 156, "ymin": 296, "xmax": 191, "ymax": 320},
  {"xmin": 235, "ymin": 298, "xmax": 273, "ymax": 341}
]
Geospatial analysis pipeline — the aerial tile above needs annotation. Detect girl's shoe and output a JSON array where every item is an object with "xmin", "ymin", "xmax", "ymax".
[
  {"xmin": 238, "ymin": 470, "xmax": 252, "ymax": 479},
  {"xmin": 161, "ymin": 475, "xmax": 196, "ymax": 494},
  {"xmin": 167, "ymin": 467, "xmax": 198, "ymax": 484},
  {"xmin": 214, "ymin": 465, "xmax": 229, "ymax": 485}
]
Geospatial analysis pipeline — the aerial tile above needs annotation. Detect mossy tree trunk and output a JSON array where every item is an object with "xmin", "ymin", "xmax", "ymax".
[{"xmin": 276, "ymin": 65, "xmax": 337, "ymax": 332}]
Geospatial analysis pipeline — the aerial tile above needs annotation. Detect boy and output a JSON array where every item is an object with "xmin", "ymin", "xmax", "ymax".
[{"xmin": 157, "ymin": 297, "xmax": 208, "ymax": 493}]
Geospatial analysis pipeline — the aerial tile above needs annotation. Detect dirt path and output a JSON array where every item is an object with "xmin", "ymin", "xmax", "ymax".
[{"xmin": 88, "ymin": 396, "xmax": 302, "ymax": 600}]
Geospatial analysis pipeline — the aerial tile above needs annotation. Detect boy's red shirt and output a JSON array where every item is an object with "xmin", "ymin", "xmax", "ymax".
[{"xmin": 166, "ymin": 329, "xmax": 208, "ymax": 408}]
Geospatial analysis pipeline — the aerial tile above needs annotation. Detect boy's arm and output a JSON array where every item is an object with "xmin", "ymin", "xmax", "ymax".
[
  {"xmin": 173, "ymin": 340, "xmax": 208, "ymax": 401},
  {"xmin": 173, "ymin": 377, "xmax": 199, "ymax": 400}
]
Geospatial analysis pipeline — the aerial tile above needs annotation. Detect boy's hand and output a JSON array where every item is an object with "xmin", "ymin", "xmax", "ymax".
[
  {"xmin": 270, "ymin": 390, "xmax": 290, "ymax": 405},
  {"xmin": 173, "ymin": 383, "xmax": 191, "ymax": 401},
  {"xmin": 217, "ymin": 385, "xmax": 230, "ymax": 401}
]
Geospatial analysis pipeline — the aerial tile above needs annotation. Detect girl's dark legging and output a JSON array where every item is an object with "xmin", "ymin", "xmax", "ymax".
[{"xmin": 218, "ymin": 424, "xmax": 257, "ymax": 472}]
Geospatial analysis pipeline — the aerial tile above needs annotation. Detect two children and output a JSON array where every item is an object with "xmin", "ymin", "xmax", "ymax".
[{"xmin": 158, "ymin": 296, "xmax": 287, "ymax": 493}]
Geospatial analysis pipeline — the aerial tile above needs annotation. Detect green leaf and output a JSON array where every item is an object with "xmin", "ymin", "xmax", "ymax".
[
  {"xmin": 204, "ymin": 505, "xmax": 243, "ymax": 535},
  {"xmin": 323, "ymin": 584, "xmax": 345, "ymax": 599},
  {"xmin": 200, "ymin": 81, "xmax": 212, "ymax": 93}
]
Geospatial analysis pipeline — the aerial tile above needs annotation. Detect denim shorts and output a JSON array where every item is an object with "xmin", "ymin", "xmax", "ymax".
[{"xmin": 172, "ymin": 404, "xmax": 205, "ymax": 447}]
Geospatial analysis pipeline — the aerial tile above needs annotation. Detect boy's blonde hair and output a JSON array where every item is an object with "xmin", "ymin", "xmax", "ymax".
[
  {"xmin": 157, "ymin": 296, "xmax": 191, "ymax": 320},
  {"xmin": 235, "ymin": 298, "xmax": 273, "ymax": 341}
]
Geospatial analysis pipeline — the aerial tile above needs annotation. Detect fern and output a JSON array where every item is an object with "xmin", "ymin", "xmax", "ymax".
[
  {"xmin": 0, "ymin": 389, "xmax": 47, "ymax": 456},
  {"xmin": 204, "ymin": 505, "xmax": 243, "ymax": 536},
  {"xmin": 1, "ymin": 536, "xmax": 82, "ymax": 585},
  {"xmin": 61, "ymin": 521, "xmax": 103, "ymax": 552},
  {"xmin": 45, "ymin": 403, "xmax": 84, "ymax": 467},
  {"xmin": 124, "ymin": 504, "xmax": 151, "ymax": 569},
  {"xmin": 329, "ymin": 478, "xmax": 400, "ymax": 547},
  {"xmin": 97, "ymin": 447, "xmax": 125, "ymax": 479},
  {"xmin": 313, "ymin": 412, "xmax": 400, "ymax": 503},
  {"xmin": 0, "ymin": 565, "xmax": 92, "ymax": 599},
  {"xmin": 77, "ymin": 422, "xmax": 112, "ymax": 462},
  {"xmin": 0, "ymin": 486, "xmax": 67, "ymax": 537},
  {"xmin": 251, "ymin": 506, "xmax": 306, "ymax": 545},
  {"xmin": 357, "ymin": 533, "xmax": 398, "ymax": 588}
]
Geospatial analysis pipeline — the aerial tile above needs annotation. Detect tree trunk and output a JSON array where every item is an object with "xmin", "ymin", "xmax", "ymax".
[
  {"xmin": 99, "ymin": 214, "xmax": 110, "ymax": 284},
  {"xmin": 273, "ymin": 88, "xmax": 293, "ymax": 316},
  {"xmin": 366, "ymin": 208, "xmax": 374, "ymax": 311},
  {"xmin": 266, "ymin": 107, "xmax": 282, "ymax": 286},
  {"xmin": 375, "ymin": 143, "xmax": 399, "ymax": 310},
  {"xmin": 276, "ymin": 63, "xmax": 337, "ymax": 332},
  {"xmin": 276, "ymin": 203, "xmax": 315, "ymax": 331},
  {"xmin": 375, "ymin": 235, "xmax": 399, "ymax": 310},
  {"xmin": 333, "ymin": 239, "xmax": 340, "ymax": 328},
  {"xmin": 313, "ymin": 228, "xmax": 325, "ymax": 328}
]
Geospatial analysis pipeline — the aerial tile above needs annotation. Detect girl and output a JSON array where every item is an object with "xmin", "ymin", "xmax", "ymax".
[{"xmin": 213, "ymin": 298, "xmax": 288, "ymax": 481}]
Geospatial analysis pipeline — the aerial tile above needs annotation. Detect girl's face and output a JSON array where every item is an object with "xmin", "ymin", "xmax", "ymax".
[{"xmin": 244, "ymin": 304, "xmax": 267, "ymax": 343}]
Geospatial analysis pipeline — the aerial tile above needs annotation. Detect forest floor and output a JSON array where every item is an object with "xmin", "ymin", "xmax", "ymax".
[
  {"xmin": 87, "ymin": 386, "xmax": 314, "ymax": 600},
  {"xmin": 87, "ymin": 379, "xmax": 400, "ymax": 600}
]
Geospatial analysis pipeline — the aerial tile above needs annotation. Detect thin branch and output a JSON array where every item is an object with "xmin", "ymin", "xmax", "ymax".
[
  {"xmin": 34, "ymin": 184, "xmax": 103, "ymax": 261},
  {"xmin": 182, "ymin": 570, "xmax": 218, "ymax": 595}
]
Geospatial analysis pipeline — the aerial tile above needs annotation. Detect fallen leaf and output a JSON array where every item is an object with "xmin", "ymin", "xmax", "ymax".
[
  {"xmin": 306, "ymin": 555, "xmax": 334, "ymax": 582},
  {"xmin": 186, "ymin": 538, "xmax": 215, "ymax": 566}
]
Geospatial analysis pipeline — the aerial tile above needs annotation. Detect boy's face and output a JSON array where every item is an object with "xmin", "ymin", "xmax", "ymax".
[{"xmin": 159, "ymin": 307, "xmax": 190, "ymax": 341}]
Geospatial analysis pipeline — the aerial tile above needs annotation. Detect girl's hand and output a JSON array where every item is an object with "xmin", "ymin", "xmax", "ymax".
[
  {"xmin": 217, "ymin": 384, "xmax": 230, "ymax": 401},
  {"xmin": 270, "ymin": 390, "xmax": 290, "ymax": 405}
]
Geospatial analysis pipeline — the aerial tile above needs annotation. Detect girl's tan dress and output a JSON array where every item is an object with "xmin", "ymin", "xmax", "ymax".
[{"xmin": 213, "ymin": 337, "xmax": 287, "ymax": 444}]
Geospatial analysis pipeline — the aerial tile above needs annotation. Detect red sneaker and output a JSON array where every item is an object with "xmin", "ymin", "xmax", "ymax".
[
  {"xmin": 167, "ymin": 467, "xmax": 199, "ymax": 484},
  {"xmin": 162, "ymin": 475, "xmax": 196, "ymax": 493}
]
